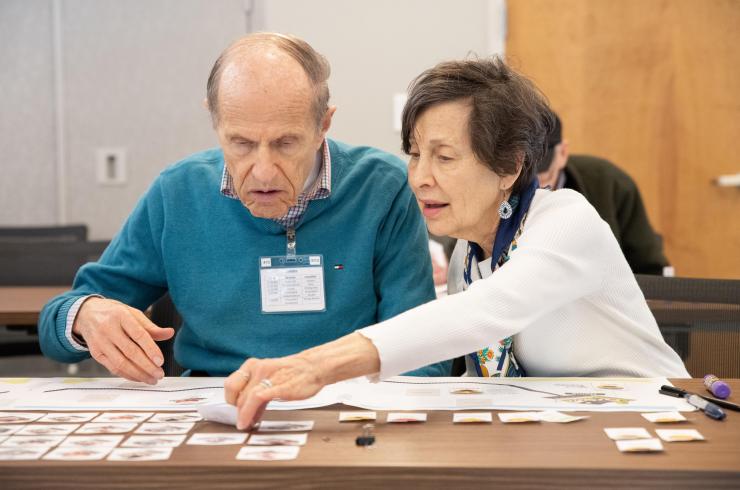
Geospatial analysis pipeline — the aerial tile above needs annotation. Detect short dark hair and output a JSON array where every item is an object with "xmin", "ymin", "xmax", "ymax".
[
  {"xmin": 401, "ymin": 57, "xmax": 554, "ymax": 195},
  {"xmin": 206, "ymin": 33, "xmax": 331, "ymax": 127}
]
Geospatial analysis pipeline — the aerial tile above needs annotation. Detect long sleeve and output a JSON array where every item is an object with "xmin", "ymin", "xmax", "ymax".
[
  {"xmin": 360, "ymin": 190, "xmax": 610, "ymax": 379},
  {"xmin": 38, "ymin": 178, "xmax": 169, "ymax": 363}
]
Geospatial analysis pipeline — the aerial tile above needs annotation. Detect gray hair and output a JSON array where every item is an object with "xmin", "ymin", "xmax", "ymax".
[{"xmin": 206, "ymin": 32, "xmax": 331, "ymax": 127}]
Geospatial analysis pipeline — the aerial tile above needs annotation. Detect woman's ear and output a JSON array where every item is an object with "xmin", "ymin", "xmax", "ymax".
[{"xmin": 500, "ymin": 152, "xmax": 524, "ymax": 191}]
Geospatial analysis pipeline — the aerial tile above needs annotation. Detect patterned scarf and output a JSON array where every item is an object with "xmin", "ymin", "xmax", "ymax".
[{"xmin": 462, "ymin": 178, "xmax": 539, "ymax": 377}]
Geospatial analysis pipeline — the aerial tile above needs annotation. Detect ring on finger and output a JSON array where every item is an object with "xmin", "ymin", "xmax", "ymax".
[{"xmin": 259, "ymin": 378, "xmax": 273, "ymax": 389}]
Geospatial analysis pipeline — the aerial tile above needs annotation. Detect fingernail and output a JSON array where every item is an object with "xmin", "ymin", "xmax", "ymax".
[
  {"xmin": 154, "ymin": 356, "xmax": 163, "ymax": 366},
  {"xmin": 156, "ymin": 369, "xmax": 164, "ymax": 379}
]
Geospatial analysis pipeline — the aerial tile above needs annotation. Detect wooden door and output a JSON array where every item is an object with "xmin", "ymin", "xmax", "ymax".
[{"xmin": 507, "ymin": 0, "xmax": 740, "ymax": 278}]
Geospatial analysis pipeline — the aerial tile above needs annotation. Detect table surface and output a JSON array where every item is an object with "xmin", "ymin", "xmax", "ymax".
[
  {"xmin": 0, "ymin": 286, "xmax": 69, "ymax": 325},
  {"xmin": 0, "ymin": 378, "xmax": 738, "ymax": 489}
]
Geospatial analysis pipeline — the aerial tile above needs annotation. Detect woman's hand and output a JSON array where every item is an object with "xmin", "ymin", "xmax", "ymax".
[{"xmin": 224, "ymin": 332, "xmax": 382, "ymax": 430}]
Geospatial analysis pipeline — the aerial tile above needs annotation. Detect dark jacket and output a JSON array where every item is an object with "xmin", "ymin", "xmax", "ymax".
[{"xmin": 564, "ymin": 154, "xmax": 668, "ymax": 274}]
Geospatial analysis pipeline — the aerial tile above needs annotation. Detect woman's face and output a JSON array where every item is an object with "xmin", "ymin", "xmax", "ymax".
[{"xmin": 407, "ymin": 100, "xmax": 514, "ymax": 251}]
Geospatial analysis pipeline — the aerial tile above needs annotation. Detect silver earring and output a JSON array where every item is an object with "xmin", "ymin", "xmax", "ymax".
[{"xmin": 499, "ymin": 200, "xmax": 513, "ymax": 219}]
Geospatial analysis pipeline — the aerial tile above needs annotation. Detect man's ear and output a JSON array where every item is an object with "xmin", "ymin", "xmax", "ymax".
[{"xmin": 318, "ymin": 106, "xmax": 337, "ymax": 140}]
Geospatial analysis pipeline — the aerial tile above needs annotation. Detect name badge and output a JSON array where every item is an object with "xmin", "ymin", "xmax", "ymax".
[{"xmin": 259, "ymin": 255, "xmax": 326, "ymax": 313}]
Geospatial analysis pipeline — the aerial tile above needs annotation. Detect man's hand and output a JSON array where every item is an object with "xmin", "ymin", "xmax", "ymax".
[{"xmin": 73, "ymin": 297, "xmax": 174, "ymax": 385}]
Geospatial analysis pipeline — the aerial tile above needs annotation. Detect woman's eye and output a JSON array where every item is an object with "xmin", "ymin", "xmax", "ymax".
[{"xmin": 438, "ymin": 155, "xmax": 453, "ymax": 162}]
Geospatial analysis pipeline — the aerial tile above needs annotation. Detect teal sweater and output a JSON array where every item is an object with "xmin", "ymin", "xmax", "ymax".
[{"xmin": 39, "ymin": 140, "xmax": 450, "ymax": 376}]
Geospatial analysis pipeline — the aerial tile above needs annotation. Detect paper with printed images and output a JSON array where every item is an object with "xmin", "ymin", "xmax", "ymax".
[
  {"xmin": 0, "ymin": 446, "xmax": 48, "ymax": 460},
  {"xmin": 453, "ymin": 412, "xmax": 492, "ymax": 423},
  {"xmin": 247, "ymin": 433, "xmax": 307, "ymax": 446},
  {"xmin": 43, "ymin": 446, "xmax": 112, "ymax": 461},
  {"xmin": 497, "ymin": 412, "xmax": 541, "ymax": 423},
  {"xmin": 1, "ymin": 435, "xmax": 65, "ymax": 447},
  {"xmin": 134, "ymin": 422, "xmax": 194, "ymax": 435},
  {"xmin": 236, "ymin": 446, "xmax": 300, "ymax": 461},
  {"xmin": 76, "ymin": 422, "xmax": 138, "ymax": 434},
  {"xmin": 641, "ymin": 411, "xmax": 687, "ymax": 423},
  {"xmin": 149, "ymin": 412, "xmax": 203, "ymax": 423},
  {"xmin": 338, "ymin": 411, "xmax": 377, "ymax": 422},
  {"xmin": 121, "ymin": 435, "xmax": 186, "ymax": 448},
  {"xmin": 16, "ymin": 424, "xmax": 79, "ymax": 436},
  {"xmin": 108, "ymin": 447, "xmax": 173, "ymax": 461},
  {"xmin": 387, "ymin": 412, "xmax": 427, "ymax": 423},
  {"xmin": 37, "ymin": 412, "xmax": 99, "ymax": 423},
  {"xmin": 93, "ymin": 412, "xmax": 153, "ymax": 423},
  {"xmin": 60, "ymin": 435, "xmax": 124, "ymax": 447},
  {"xmin": 0, "ymin": 424, "xmax": 25, "ymax": 436},
  {"xmin": 0, "ymin": 412, "xmax": 44, "ymax": 424},
  {"xmin": 256, "ymin": 420, "xmax": 314, "ymax": 432},
  {"xmin": 186, "ymin": 433, "xmax": 248, "ymax": 445},
  {"xmin": 615, "ymin": 438, "xmax": 664, "ymax": 452},
  {"xmin": 603, "ymin": 427, "xmax": 652, "ymax": 440},
  {"xmin": 655, "ymin": 429, "xmax": 705, "ymax": 442}
]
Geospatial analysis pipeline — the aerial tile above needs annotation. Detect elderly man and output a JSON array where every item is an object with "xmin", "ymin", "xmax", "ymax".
[{"xmin": 39, "ymin": 33, "xmax": 449, "ymax": 382}]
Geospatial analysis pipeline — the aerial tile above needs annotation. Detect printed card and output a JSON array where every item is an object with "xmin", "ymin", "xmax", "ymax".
[
  {"xmin": 121, "ymin": 435, "xmax": 186, "ymax": 448},
  {"xmin": 37, "ymin": 413, "xmax": 99, "ymax": 423},
  {"xmin": 338, "ymin": 412, "xmax": 377, "ymax": 422},
  {"xmin": 236, "ymin": 446, "xmax": 300, "ymax": 461},
  {"xmin": 0, "ymin": 412, "xmax": 44, "ymax": 424},
  {"xmin": 76, "ymin": 423, "xmax": 138, "ymax": 434},
  {"xmin": 60, "ymin": 435, "xmax": 124, "ymax": 448},
  {"xmin": 149, "ymin": 412, "xmax": 203, "ymax": 423},
  {"xmin": 16, "ymin": 424, "xmax": 79, "ymax": 436},
  {"xmin": 498, "ymin": 412, "xmax": 541, "ymax": 423},
  {"xmin": 108, "ymin": 447, "xmax": 173, "ymax": 461},
  {"xmin": 615, "ymin": 438, "xmax": 664, "ymax": 452},
  {"xmin": 93, "ymin": 412, "xmax": 153, "ymax": 423},
  {"xmin": 641, "ymin": 412, "xmax": 687, "ymax": 423},
  {"xmin": 186, "ymin": 433, "xmax": 248, "ymax": 445},
  {"xmin": 134, "ymin": 422, "xmax": 194, "ymax": 435},
  {"xmin": 387, "ymin": 412, "xmax": 427, "ymax": 423},
  {"xmin": 537, "ymin": 411, "xmax": 589, "ymax": 423},
  {"xmin": 0, "ymin": 425, "xmax": 25, "ymax": 436},
  {"xmin": 603, "ymin": 428, "xmax": 652, "ymax": 441},
  {"xmin": 43, "ymin": 446, "xmax": 111, "ymax": 461},
  {"xmin": 247, "ymin": 433, "xmax": 307, "ymax": 446},
  {"xmin": 1, "ymin": 435, "xmax": 65, "ymax": 447},
  {"xmin": 0, "ymin": 446, "xmax": 48, "ymax": 460},
  {"xmin": 449, "ymin": 387, "xmax": 484, "ymax": 395},
  {"xmin": 453, "ymin": 412, "xmax": 492, "ymax": 423},
  {"xmin": 655, "ymin": 429, "xmax": 705, "ymax": 442},
  {"xmin": 256, "ymin": 420, "xmax": 314, "ymax": 432}
]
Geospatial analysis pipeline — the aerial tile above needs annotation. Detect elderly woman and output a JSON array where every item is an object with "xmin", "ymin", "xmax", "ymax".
[{"xmin": 225, "ymin": 58, "xmax": 688, "ymax": 429}]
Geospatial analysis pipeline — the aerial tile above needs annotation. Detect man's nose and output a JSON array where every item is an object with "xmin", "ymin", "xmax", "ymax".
[{"xmin": 250, "ymin": 147, "xmax": 278, "ymax": 183}]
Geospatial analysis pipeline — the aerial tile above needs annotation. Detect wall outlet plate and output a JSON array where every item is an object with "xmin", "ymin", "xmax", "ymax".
[{"xmin": 95, "ymin": 147, "xmax": 127, "ymax": 185}]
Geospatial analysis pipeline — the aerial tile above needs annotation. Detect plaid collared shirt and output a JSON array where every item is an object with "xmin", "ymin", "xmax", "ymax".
[{"xmin": 220, "ymin": 140, "xmax": 332, "ymax": 229}]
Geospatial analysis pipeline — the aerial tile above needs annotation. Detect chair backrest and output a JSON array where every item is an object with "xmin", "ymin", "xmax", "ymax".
[
  {"xmin": 635, "ymin": 274, "xmax": 740, "ymax": 378},
  {"xmin": 0, "ymin": 225, "xmax": 88, "ymax": 243},
  {"xmin": 0, "ymin": 240, "xmax": 109, "ymax": 286},
  {"xmin": 149, "ymin": 293, "xmax": 184, "ymax": 376}
]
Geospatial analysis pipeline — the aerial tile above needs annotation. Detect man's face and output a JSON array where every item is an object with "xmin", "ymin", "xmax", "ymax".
[
  {"xmin": 536, "ymin": 141, "xmax": 568, "ymax": 189},
  {"xmin": 214, "ymin": 58, "xmax": 330, "ymax": 219}
]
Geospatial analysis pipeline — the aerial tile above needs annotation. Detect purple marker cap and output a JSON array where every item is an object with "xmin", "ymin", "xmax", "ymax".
[{"xmin": 704, "ymin": 374, "xmax": 731, "ymax": 399}]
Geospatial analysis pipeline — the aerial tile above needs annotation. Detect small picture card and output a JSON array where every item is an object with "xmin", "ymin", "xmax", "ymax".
[
  {"xmin": 121, "ymin": 435, "xmax": 186, "ymax": 448},
  {"xmin": 134, "ymin": 422, "xmax": 194, "ymax": 435},
  {"xmin": 387, "ymin": 412, "xmax": 427, "ymax": 423},
  {"xmin": 0, "ymin": 425, "xmax": 25, "ymax": 436},
  {"xmin": 338, "ymin": 412, "xmax": 377, "ymax": 422},
  {"xmin": 1, "ymin": 435, "xmax": 65, "ymax": 447},
  {"xmin": 149, "ymin": 412, "xmax": 203, "ymax": 423},
  {"xmin": 0, "ymin": 446, "xmax": 48, "ymax": 460},
  {"xmin": 108, "ymin": 447, "xmax": 173, "ymax": 461},
  {"xmin": 449, "ymin": 387, "xmax": 484, "ymax": 395},
  {"xmin": 256, "ymin": 420, "xmax": 314, "ymax": 432},
  {"xmin": 498, "ymin": 412, "xmax": 541, "ymax": 423},
  {"xmin": 615, "ymin": 438, "xmax": 664, "ymax": 453},
  {"xmin": 538, "ymin": 411, "xmax": 589, "ymax": 423},
  {"xmin": 60, "ymin": 435, "xmax": 124, "ymax": 448},
  {"xmin": 93, "ymin": 412, "xmax": 153, "ymax": 423},
  {"xmin": 655, "ymin": 429, "xmax": 705, "ymax": 442},
  {"xmin": 43, "ymin": 446, "xmax": 111, "ymax": 461},
  {"xmin": 248, "ymin": 433, "xmax": 307, "ymax": 446},
  {"xmin": 641, "ymin": 412, "xmax": 687, "ymax": 423},
  {"xmin": 0, "ymin": 412, "xmax": 44, "ymax": 424},
  {"xmin": 76, "ymin": 423, "xmax": 138, "ymax": 434},
  {"xmin": 37, "ymin": 412, "xmax": 99, "ymax": 423},
  {"xmin": 236, "ymin": 446, "xmax": 300, "ymax": 461},
  {"xmin": 186, "ymin": 433, "xmax": 248, "ymax": 445},
  {"xmin": 16, "ymin": 424, "xmax": 79, "ymax": 436},
  {"xmin": 603, "ymin": 428, "xmax": 652, "ymax": 441},
  {"xmin": 453, "ymin": 412, "xmax": 492, "ymax": 423}
]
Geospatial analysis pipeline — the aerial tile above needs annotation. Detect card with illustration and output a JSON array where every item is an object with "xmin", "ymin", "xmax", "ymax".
[
  {"xmin": 1, "ymin": 435, "xmax": 65, "ymax": 447},
  {"xmin": 0, "ymin": 425, "xmax": 25, "ymax": 436},
  {"xmin": 537, "ymin": 411, "xmax": 589, "ymax": 423},
  {"xmin": 449, "ymin": 387, "xmax": 484, "ymax": 395},
  {"xmin": 247, "ymin": 433, "xmax": 307, "ymax": 446},
  {"xmin": 615, "ymin": 438, "xmax": 664, "ymax": 452},
  {"xmin": 16, "ymin": 424, "xmax": 79, "ymax": 436},
  {"xmin": 60, "ymin": 435, "xmax": 124, "ymax": 448},
  {"xmin": 134, "ymin": 422, "xmax": 194, "ymax": 435},
  {"xmin": 641, "ymin": 411, "xmax": 687, "ymax": 423},
  {"xmin": 37, "ymin": 412, "xmax": 99, "ymax": 423},
  {"xmin": 0, "ymin": 412, "xmax": 44, "ymax": 424},
  {"xmin": 149, "ymin": 412, "xmax": 203, "ymax": 423},
  {"xmin": 75, "ymin": 423, "xmax": 138, "ymax": 434},
  {"xmin": 655, "ymin": 429, "xmax": 705, "ymax": 442},
  {"xmin": 93, "ymin": 412, "xmax": 153, "ymax": 423},
  {"xmin": 236, "ymin": 446, "xmax": 300, "ymax": 461},
  {"xmin": 453, "ymin": 412, "xmax": 492, "ymax": 423},
  {"xmin": 256, "ymin": 420, "xmax": 314, "ymax": 432},
  {"xmin": 0, "ymin": 446, "xmax": 48, "ymax": 460},
  {"xmin": 387, "ymin": 412, "xmax": 427, "ymax": 423},
  {"xmin": 603, "ymin": 427, "xmax": 652, "ymax": 441},
  {"xmin": 186, "ymin": 433, "xmax": 248, "ymax": 445},
  {"xmin": 43, "ymin": 446, "xmax": 111, "ymax": 461},
  {"xmin": 121, "ymin": 435, "xmax": 186, "ymax": 448},
  {"xmin": 108, "ymin": 447, "xmax": 173, "ymax": 461},
  {"xmin": 338, "ymin": 412, "xmax": 377, "ymax": 422},
  {"xmin": 497, "ymin": 412, "xmax": 541, "ymax": 423}
]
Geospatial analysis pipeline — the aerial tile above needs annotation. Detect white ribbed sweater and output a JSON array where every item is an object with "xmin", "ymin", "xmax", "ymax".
[{"xmin": 360, "ymin": 189, "xmax": 689, "ymax": 379}]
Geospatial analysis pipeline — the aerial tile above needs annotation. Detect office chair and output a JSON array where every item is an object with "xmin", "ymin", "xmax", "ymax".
[
  {"xmin": 149, "ymin": 293, "xmax": 185, "ymax": 376},
  {"xmin": 0, "ymin": 224, "xmax": 88, "ymax": 243},
  {"xmin": 636, "ymin": 274, "xmax": 740, "ymax": 378}
]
